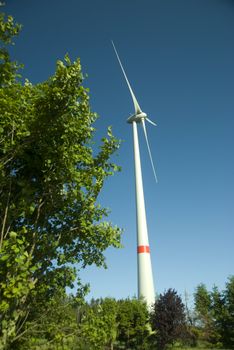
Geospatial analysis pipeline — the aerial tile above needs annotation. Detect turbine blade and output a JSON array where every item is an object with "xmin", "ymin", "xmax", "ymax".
[
  {"xmin": 141, "ymin": 119, "xmax": 158, "ymax": 183},
  {"xmin": 112, "ymin": 41, "xmax": 142, "ymax": 115},
  {"xmin": 146, "ymin": 117, "xmax": 157, "ymax": 126}
]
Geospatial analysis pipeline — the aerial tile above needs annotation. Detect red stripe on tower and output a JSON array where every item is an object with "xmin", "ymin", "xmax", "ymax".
[{"xmin": 137, "ymin": 245, "xmax": 150, "ymax": 254}]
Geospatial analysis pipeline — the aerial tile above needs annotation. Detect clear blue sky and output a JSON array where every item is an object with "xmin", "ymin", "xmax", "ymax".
[{"xmin": 4, "ymin": 0, "xmax": 234, "ymax": 303}]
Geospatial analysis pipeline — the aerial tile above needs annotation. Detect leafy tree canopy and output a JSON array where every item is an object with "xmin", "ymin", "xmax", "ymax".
[
  {"xmin": 194, "ymin": 276, "xmax": 234, "ymax": 348},
  {"xmin": 0, "ymin": 12, "xmax": 122, "ymax": 348}
]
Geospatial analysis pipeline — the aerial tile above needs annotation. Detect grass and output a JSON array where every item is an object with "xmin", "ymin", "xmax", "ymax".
[{"xmin": 172, "ymin": 348, "xmax": 231, "ymax": 350}]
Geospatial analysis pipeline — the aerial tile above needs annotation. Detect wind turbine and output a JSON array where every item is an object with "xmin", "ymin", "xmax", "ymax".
[{"xmin": 112, "ymin": 42, "xmax": 157, "ymax": 308}]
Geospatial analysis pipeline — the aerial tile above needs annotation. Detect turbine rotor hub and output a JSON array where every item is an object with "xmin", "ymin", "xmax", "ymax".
[{"xmin": 127, "ymin": 112, "xmax": 147, "ymax": 124}]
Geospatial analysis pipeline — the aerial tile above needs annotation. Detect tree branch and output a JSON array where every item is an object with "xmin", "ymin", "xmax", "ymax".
[{"xmin": 0, "ymin": 180, "xmax": 12, "ymax": 250}]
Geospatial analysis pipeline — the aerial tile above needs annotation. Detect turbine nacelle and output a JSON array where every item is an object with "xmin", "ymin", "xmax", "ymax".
[
  {"xmin": 127, "ymin": 112, "xmax": 147, "ymax": 124},
  {"xmin": 112, "ymin": 41, "xmax": 158, "ymax": 183}
]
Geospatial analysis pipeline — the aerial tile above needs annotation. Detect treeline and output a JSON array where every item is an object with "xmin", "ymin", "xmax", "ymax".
[{"xmin": 3, "ymin": 277, "xmax": 233, "ymax": 350}]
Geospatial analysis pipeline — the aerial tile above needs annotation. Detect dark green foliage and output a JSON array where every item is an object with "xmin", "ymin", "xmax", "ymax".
[
  {"xmin": 150, "ymin": 289, "xmax": 186, "ymax": 350},
  {"xmin": 115, "ymin": 298, "xmax": 150, "ymax": 350},
  {"xmin": 222, "ymin": 276, "xmax": 234, "ymax": 349},
  {"xmin": 194, "ymin": 283, "xmax": 219, "ymax": 345},
  {"xmin": 194, "ymin": 276, "xmax": 234, "ymax": 349}
]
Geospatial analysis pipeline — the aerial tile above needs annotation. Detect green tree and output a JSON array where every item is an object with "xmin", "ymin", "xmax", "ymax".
[
  {"xmin": 194, "ymin": 277, "xmax": 234, "ymax": 348},
  {"xmin": 194, "ymin": 283, "xmax": 222, "ymax": 347},
  {"xmin": 194, "ymin": 284, "xmax": 213, "ymax": 343},
  {"xmin": 0, "ymin": 12, "xmax": 21, "ymax": 86},
  {"xmin": 210, "ymin": 285, "xmax": 226, "ymax": 348},
  {"xmin": 76, "ymin": 297, "xmax": 150, "ymax": 350},
  {"xmin": 0, "ymin": 12, "xmax": 121, "ymax": 348},
  {"xmin": 76, "ymin": 298, "xmax": 118, "ymax": 350},
  {"xmin": 150, "ymin": 289, "xmax": 186, "ymax": 350},
  {"xmin": 222, "ymin": 276, "xmax": 234, "ymax": 349},
  {"xmin": 116, "ymin": 298, "xmax": 150, "ymax": 350},
  {"xmin": 194, "ymin": 284, "xmax": 211, "ymax": 322}
]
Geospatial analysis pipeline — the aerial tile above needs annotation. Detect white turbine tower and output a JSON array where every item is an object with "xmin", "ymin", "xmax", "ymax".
[{"xmin": 112, "ymin": 42, "xmax": 157, "ymax": 308}]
